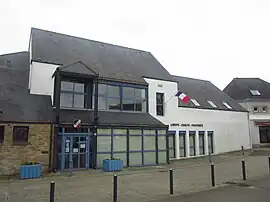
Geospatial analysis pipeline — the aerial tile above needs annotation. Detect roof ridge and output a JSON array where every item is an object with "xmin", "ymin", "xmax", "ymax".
[
  {"xmin": 172, "ymin": 74, "xmax": 210, "ymax": 83},
  {"xmin": 31, "ymin": 27, "xmax": 151, "ymax": 54}
]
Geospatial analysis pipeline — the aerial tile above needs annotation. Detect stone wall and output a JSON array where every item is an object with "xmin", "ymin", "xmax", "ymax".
[{"xmin": 0, "ymin": 123, "xmax": 51, "ymax": 176}]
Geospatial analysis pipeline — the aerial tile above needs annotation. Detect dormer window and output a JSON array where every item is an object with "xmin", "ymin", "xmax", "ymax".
[
  {"xmin": 190, "ymin": 98, "xmax": 200, "ymax": 106},
  {"xmin": 249, "ymin": 90, "xmax": 261, "ymax": 96}
]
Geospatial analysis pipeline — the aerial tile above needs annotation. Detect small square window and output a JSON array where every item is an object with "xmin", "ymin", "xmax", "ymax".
[
  {"xmin": 253, "ymin": 107, "xmax": 258, "ymax": 112},
  {"xmin": 207, "ymin": 100, "xmax": 217, "ymax": 108},
  {"xmin": 223, "ymin": 102, "xmax": 232, "ymax": 109},
  {"xmin": 0, "ymin": 126, "xmax": 4, "ymax": 143},
  {"xmin": 13, "ymin": 126, "xmax": 29, "ymax": 144},
  {"xmin": 262, "ymin": 106, "xmax": 267, "ymax": 112},
  {"xmin": 190, "ymin": 98, "xmax": 200, "ymax": 106},
  {"xmin": 249, "ymin": 90, "xmax": 261, "ymax": 96}
]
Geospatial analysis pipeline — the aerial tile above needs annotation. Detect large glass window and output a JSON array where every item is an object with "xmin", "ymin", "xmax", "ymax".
[
  {"xmin": 168, "ymin": 131, "xmax": 176, "ymax": 159},
  {"xmin": 179, "ymin": 131, "xmax": 186, "ymax": 157},
  {"xmin": 94, "ymin": 84, "xmax": 147, "ymax": 112},
  {"xmin": 122, "ymin": 87, "xmax": 146, "ymax": 112},
  {"xmin": 97, "ymin": 84, "xmax": 121, "ymax": 110},
  {"xmin": 60, "ymin": 81, "xmax": 88, "ymax": 109},
  {"xmin": 199, "ymin": 131, "xmax": 205, "ymax": 155},
  {"xmin": 189, "ymin": 131, "xmax": 196, "ymax": 156},
  {"xmin": 208, "ymin": 131, "xmax": 214, "ymax": 154}
]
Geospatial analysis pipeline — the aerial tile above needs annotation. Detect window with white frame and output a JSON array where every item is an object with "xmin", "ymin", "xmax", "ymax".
[
  {"xmin": 190, "ymin": 98, "xmax": 200, "ymax": 106},
  {"xmin": 249, "ymin": 89, "xmax": 261, "ymax": 96},
  {"xmin": 222, "ymin": 102, "xmax": 232, "ymax": 109},
  {"xmin": 207, "ymin": 100, "xmax": 217, "ymax": 108}
]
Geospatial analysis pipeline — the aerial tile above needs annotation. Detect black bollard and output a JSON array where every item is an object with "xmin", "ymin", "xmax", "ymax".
[
  {"xmin": 113, "ymin": 175, "xmax": 118, "ymax": 202},
  {"xmin": 242, "ymin": 159, "xmax": 247, "ymax": 181},
  {"xmin": 169, "ymin": 168, "xmax": 174, "ymax": 195},
  {"xmin": 241, "ymin": 146, "xmax": 244, "ymax": 156},
  {"xmin": 50, "ymin": 181, "xmax": 55, "ymax": 202},
  {"xmin": 268, "ymin": 156, "xmax": 270, "ymax": 174},
  {"xmin": 211, "ymin": 163, "xmax": 215, "ymax": 187}
]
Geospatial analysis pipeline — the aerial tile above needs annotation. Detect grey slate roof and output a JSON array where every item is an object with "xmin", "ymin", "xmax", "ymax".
[
  {"xmin": 172, "ymin": 75, "xmax": 247, "ymax": 112},
  {"xmin": 0, "ymin": 52, "xmax": 52, "ymax": 122},
  {"xmin": 0, "ymin": 52, "xmax": 166, "ymax": 126},
  {"xmin": 31, "ymin": 28, "xmax": 174, "ymax": 84},
  {"xmin": 58, "ymin": 110, "xmax": 167, "ymax": 127},
  {"xmin": 223, "ymin": 78, "xmax": 270, "ymax": 101}
]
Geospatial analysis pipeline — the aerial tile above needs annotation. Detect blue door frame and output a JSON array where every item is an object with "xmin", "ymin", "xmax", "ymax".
[{"xmin": 59, "ymin": 128, "xmax": 91, "ymax": 171}]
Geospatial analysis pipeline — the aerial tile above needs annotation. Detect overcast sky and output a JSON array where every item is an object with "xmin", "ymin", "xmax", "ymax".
[{"xmin": 1, "ymin": 0, "xmax": 270, "ymax": 89}]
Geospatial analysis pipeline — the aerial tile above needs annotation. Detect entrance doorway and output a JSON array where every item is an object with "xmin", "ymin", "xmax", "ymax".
[
  {"xmin": 259, "ymin": 126, "xmax": 270, "ymax": 143},
  {"xmin": 59, "ymin": 127, "xmax": 92, "ymax": 171}
]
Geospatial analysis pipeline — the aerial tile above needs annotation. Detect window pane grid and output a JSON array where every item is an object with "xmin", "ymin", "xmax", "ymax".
[{"xmin": 95, "ymin": 84, "xmax": 146, "ymax": 112}]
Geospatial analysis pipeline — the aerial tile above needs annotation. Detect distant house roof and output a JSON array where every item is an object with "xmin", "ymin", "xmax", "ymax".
[
  {"xmin": 223, "ymin": 78, "xmax": 270, "ymax": 101},
  {"xmin": 31, "ymin": 27, "xmax": 174, "ymax": 84},
  {"xmin": 172, "ymin": 75, "xmax": 247, "ymax": 112},
  {"xmin": 0, "ymin": 52, "xmax": 52, "ymax": 122}
]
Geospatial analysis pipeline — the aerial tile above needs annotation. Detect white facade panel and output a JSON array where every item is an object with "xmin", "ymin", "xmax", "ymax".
[
  {"xmin": 144, "ymin": 77, "xmax": 251, "ymax": 159},
  {"xmin": 29, "ymin": 61, "xmax": 59, "ymax": 103},
  {"xmin": 239, "ymin": 101, "xmax": 270, "ymax": 145}
]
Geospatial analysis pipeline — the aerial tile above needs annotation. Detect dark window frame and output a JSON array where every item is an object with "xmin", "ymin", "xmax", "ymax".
[
  {"xmin": 96, "ymin": 84, "xmax": 121, "ymax": 111},
  {"xmin": 60, "ymin": 80, "xmax": 91, "ymax": 109},
  {"xmin": 0, "ymin": 126, "xmax": 4, "ymax": 144},
  {"xmin": 198, "ymin": 131, "xmax": 205, "ymax": 155},
  {"xmin": 189, "ymin": 131, "xmax": 196, "ymax": 156},
  {"xmin": 94, "ymin": 83, "xmax": 147, "ymax": 112},
  {"xmin": 13, "ymin": 126, "xmax": 29, "ymax": 144},
  {"xmin": 156, "ymin": 92, "xmax": 164, "ymax": 116},
  {"xmin": 207, "ymin": 131, "xmax": 214, "ymax": 154},
  {"xmin": 179, "ymin": 131, "xmax": 186, "ymax": 157}
]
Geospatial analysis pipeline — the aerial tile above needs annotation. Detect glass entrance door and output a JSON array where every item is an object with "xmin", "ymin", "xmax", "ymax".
[{"xmin": 61, "ymin": 135, "xmax": 90, "ymax": 170}]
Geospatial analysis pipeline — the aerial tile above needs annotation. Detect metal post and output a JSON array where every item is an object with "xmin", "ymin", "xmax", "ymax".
[
  {"xmin": 241, "ymin": 146, "xmax": 244, "ymax": 156},
  {"xmin": 113, "ymin": 175, "xmax": 118, "ymax": 202},
  {"xmin": 242, "ymin": 159, "xmax": 247, "ymax": 180},
  {"xmin": 210, "ymin": 163, "xmax": 215, "ymax": 187},
  {"xmin": 208, "ymin": 151, "xmax": 212, "ymax": 164},
  {"xmin": 268, "ymin": 156, "xmax": 270, "ymax": 174},
  {"xmin": 69, "ymin": 159, "xmax": 73, "ymax": 176},
  {"xmin": 50, "ymin": 181, "xmax": 55, "ymax": 202},
  {"xmin": 169, "ymin": 168, "xmax": 174, "ymax": 195}
]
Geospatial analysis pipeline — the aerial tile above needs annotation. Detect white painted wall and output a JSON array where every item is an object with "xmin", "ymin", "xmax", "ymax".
[
  {"xmin": 144, "ymin": 77, "xmax": 251, "ymax": 159},
  {"xmin": 29, "ymin": 61, "xmax": 59, "ymax": 103},
  {"xmin": 238, "ymin": 101, "xmax": 270, "ymax": 145}
]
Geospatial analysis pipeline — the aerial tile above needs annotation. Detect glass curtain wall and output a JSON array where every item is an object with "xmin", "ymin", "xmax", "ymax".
[{"xmin": 96, "ymin": 127, "xmax": 168, "ymax": 167}]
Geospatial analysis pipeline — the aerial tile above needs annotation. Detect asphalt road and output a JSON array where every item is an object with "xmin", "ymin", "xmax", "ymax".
[{"xmin": 150, "ymin": 176, "xmax": 270, "ymax": 202}]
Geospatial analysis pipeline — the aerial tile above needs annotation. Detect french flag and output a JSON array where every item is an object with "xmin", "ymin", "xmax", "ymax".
[{"xmin": 175, "ymin": 91, "xmax": 190, "ymax": 104}]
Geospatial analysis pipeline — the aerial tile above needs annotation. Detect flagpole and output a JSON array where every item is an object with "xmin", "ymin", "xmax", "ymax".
[{"xmin": 165, "ymin": 92, "xmax": 177, "ymax": 105}]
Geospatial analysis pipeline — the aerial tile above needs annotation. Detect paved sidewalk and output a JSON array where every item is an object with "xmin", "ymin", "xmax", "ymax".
[
  {"xmin": 149, "ymin": 176, "xmax": 270, "ymax": 202},
  {"xmin": 0, "ymin": 151, "xmax": 269, "ymax": 202}
]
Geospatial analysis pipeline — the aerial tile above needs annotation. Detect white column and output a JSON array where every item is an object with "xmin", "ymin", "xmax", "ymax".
[
  {"xmin": 185, "ymin": 131, "xmax": 190, "ymax": 158},
  {"xmin": 205, "ymin": 132, "xmax": 209, "ymax": 155},
  {"xmin": 175, "ymin": 129, "xmax": 180, "ymax": 159},
  {"xmin": 195, "ymin": 131, "xmax": 200, "ymax": 156}
]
